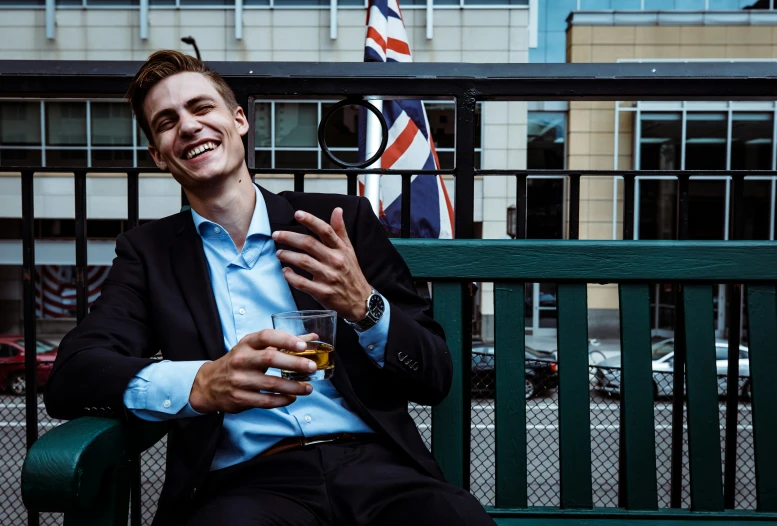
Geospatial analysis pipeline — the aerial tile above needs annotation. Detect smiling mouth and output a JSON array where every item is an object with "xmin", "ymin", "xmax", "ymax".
[{"xmin": 184, "ymin": 141, "xmax": 219, "ymax": 160}]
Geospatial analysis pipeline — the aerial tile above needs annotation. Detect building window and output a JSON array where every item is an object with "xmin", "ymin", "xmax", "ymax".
[
  {"xmin": 527, "ymin": 111, "xmax": 566, "ymax": 170},
  {"xmin": 0, "ymin": 99, "xmax": 145, "ymax": 168},
  {"xmin": 254, "ymin": 100, "xmax": 482, "ymax": 170}
]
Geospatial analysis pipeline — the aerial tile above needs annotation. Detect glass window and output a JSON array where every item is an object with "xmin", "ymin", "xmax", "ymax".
[
  {"xmin": 322, "ymin": 150, "xmax": 359, "ymax": 169},
  {"xmin": 742, "ymin": 180, "xmax": 771, "ymax": 240},
  {"xmin": 463, "ymin": 0, "xmax": 527, "ymax": 4},
  {"xmin": 91, "ymin": 102, "xmax": 132, "ymax": 147},
  {"xmin": 321, "ymin": 102, "xmax": 359, "ymax": 149},
  {"xmin": 0, "ymin": 102, "xmax": 41, "ymax": 146},
  {"xmin": 709, "ymin": 0, "xmax": 754, "ymax": 8},
  {"xmin": 639, "ymin": 113, "xmax": 681, "ymax": 170},
  {"xmin": 244, "ymin": 0, "xmax": 272, "ymax": 4},
  {"xmin": 254, "ymin": 150, "xmax": 271, "ymax": 169},
  {"xmin": 179, "ymin": 0, "xmax": 232, "ymax": 4},
  {"xmin": 688, "ymin": 180, "xmax": 726, "ymax": 240},
  {"xmin": 528, "ymin": 112, "xmax": 566, "ymax": 170},
  {"xmin": 138, "ymin": 123, "xmax": 150, "ymax": 147},
  {"xmin": 255, "ymin": 103, "xmax": 271, "ymax": 148},
  {"xmin": 685, "ymin": 113, "xmax": 727, "ymax": 170},
  {"xmin": 644, "ymin": 0, "xmax": 676, "ymax": 8},
  {"xmin": 92, "ymin": 150, "xmax": 134, "ymax": 168},
  {"xmin": 46, "ymin": 102, "xmax": 87, "ymax": 146},
  {"xmin": 275, "ymin": 103, "xmax": 317, "ymax": 148},
  {"xmin": 731, "ymin": 112, "xmax": 773, "ymax": 170},
  {"xmin": 426, "ymin": 103, "xmax": 456, "ymax": 150},
  {"xmin": 46, "ymin": 149, "xmax": 87, "ymax": 167},
  {"xmin": 547, "ymin": 0, "xmax": 578, "ymax": 31},
  {"xmin": 527, "ymin": 178, "xmax": 565, "ymax": 239},
  {"xmin": 85, "ymin": 0, "xmax": 140, "ymax": 5},
  {"xmin": 0, "ymin": 1, "xmax": 45, "ymax": 4},
  {"xmin": 0, "ymin": 149, "xmax": 41, "ymax": 168},
  {"xmin": 275, "ymin": 150, "xmax": 318, "ymax": 170},
  {"xmin": 638, "ymin": 179, "xmax": 677, "ymax": 240},
  {"xmin": 675, "ymin": 0, "xmax": 706, "ymax": 8}
]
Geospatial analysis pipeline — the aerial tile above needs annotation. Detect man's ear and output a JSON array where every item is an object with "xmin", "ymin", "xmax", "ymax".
[
  {"xmin": 234, "ymin": 106, "xmax": 249, "ymax": 137},
  {"xmin": 148, "ymin": 144, "xmax": 168, "ymax": 171}
]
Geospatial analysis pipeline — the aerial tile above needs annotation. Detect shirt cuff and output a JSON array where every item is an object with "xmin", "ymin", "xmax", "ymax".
[
  {"xmin": 123, "ymin": 360, "xmax": 209, "ymax": 422},
  {"xmin": 356, "ymin": 296, "xmax": 390, "ymax": 367}
]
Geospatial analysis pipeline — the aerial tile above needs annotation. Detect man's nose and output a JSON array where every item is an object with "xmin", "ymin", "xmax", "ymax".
[{"xmin": 178, "ymin": 113, "xmax": 202, "ymax": 136}]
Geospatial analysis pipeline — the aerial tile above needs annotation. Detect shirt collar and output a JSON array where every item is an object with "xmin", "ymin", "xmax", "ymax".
[{"xmin": 190, "ymin": 184, "xmax": 271, "ymax": 240}]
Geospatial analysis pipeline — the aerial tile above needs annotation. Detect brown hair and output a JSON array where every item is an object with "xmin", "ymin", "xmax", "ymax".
[{"xmin": 126, "ymin": 50, "xmax": 239, "ymax": 143}]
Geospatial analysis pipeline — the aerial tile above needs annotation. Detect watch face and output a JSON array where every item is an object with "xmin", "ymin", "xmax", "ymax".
[{"xmin": 368, "ymin": 294, "xmax": 385, "ymax": 318}]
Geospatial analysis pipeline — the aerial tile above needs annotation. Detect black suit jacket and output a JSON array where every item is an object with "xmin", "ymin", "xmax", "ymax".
[{"xmin": 45, "ymin": 186, "xmax": 452, "ymax": 525}]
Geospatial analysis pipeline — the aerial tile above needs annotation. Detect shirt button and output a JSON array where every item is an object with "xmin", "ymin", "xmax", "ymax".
[
  {"xmin": 304, "ymin": 415, "xmax": 312, "ymax": 423},
  {"xmin": 367, "ymin": 344, "xmax": 375, "ymax": 351},
  {"xmin": 213, "ymin": 227, "xmax": 221, "ymax": 234},
  {"xmin": 163, "ymin": 400, "xmax": 171, "ymax": 408},
  {"xmin": 238, "ymin": 308, "xmax": 246, "ymax": 315}
]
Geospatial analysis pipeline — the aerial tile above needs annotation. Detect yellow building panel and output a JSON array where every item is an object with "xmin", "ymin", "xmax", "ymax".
[
  {"xmin": 726, "ymin": 26, "xmax": 771, "ymax": 46},
  {"xmin": 635, "ymin": 26, "xmax": 681, "ymax": 46},
  {"xmin": 587, "ymin": 284, "xmax": 620, "ymax": 310},
  {"xmin": 591, "ymin": 45, "xmax": 635, "ymax": 62}
]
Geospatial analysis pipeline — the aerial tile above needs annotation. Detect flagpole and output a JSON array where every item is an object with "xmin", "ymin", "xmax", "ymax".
[{"xmin": 364, "ymin": 99, "xmax": 383, "ymax": 216}]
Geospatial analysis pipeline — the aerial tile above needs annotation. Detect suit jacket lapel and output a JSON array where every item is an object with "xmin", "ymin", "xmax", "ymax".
[
  {"xmin": 171, "ymin": 212, "xmax": 225, "ymax": 362},
  {"xmin": 261, "ymin": 185, "xmax": 321, "ymax": 313}
]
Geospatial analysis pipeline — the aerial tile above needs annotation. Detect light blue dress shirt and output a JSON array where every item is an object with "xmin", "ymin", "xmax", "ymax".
[{"xmin": 123, "ymin": 185, "xmax": 390, "ymax": 470}]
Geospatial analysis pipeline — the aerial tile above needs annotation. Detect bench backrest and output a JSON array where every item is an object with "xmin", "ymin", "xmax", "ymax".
[{"xmin": 394, "ymin": 239, "xmax": 777, "ymax": 521}]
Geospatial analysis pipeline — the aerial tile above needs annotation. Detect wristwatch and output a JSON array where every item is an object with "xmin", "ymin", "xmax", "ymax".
[{"xmin": 346, "ymin": 288, "xmax": 385, "ymax": 332}]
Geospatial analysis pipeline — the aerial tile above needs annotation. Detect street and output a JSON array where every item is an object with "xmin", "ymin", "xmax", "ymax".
[{"xmin": 0, "ymin": 392, "xmax": 757, "ymax": 525}]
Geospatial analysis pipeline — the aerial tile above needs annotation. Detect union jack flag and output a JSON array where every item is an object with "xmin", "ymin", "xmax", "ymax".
[{"xmin": 358, "ymin": 0, "xmax": 454, "ymax": 239}]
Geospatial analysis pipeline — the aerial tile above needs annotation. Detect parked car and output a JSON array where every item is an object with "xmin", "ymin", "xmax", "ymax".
[
  {"xmin": 593, "ymin": 338, "xmax": 750, "ymax": 399},
  {"xmin": 0, "ymin": 336, "xmax": 58, "ymax": 396},
  {"xmin": 471, "ymin": 342, "xmax": 558, "ymax": 400}
]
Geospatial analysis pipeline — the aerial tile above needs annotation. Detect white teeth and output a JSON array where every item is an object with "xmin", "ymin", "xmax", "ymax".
[{"xmin": 186, "ymin": 142, "xmax": 217, "ymax": 160}]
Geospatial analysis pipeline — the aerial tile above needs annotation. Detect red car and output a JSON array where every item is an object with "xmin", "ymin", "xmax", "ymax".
[{"xmin": 0, "ymin": 336, "xmax": 58, "ymax": 396}]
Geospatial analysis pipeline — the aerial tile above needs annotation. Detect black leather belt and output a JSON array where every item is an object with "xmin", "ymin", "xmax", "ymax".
[{"xmin": 260, "ymin": 433, "xmax": 373, "ymax": 457}]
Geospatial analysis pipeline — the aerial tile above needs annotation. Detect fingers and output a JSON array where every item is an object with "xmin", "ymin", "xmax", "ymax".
[
  {"xmin": 273, "ymin": 230, "xmax": 330, "ymax": 261},
  {"xmin": 240, "ymin": 329, "xmax": 307, "ymax": 353},
  {"xmin": 275, "ymin": 248, "xmax": 328, "ymax": 276},
  {"xmin": 295, "ymin": 210, "xmax": 343, "ymax": 249},
  {"xmin": 330, "ymin": 207, "xmax": 352, "ymax": 248},
  {"xmin": 281, "ymin": 266, "xmax": 332, "ymax": 299}
]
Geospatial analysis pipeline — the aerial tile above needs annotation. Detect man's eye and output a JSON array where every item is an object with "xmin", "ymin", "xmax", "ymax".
[
  {"xmin": 196, "ymin": 105, "xmax": 213, "ymax": 113},
  {"xmin": 157, "ymin": 121, "xmax": 172, "ymax": 131}
]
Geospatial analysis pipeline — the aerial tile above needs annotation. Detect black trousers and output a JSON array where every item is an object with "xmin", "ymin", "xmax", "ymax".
[{"xmin": 185, "ymin": 436, "xmax": 496, "ymax": 526}]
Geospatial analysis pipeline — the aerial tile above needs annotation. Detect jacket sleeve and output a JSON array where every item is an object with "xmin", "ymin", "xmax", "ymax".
[
  {"xmin": 44, "ymin": 233, "xmax": 159, "ymax": 421},
  {"xmin": 351, "ymin": 197, "xmax": 452, "ymax": 406}
]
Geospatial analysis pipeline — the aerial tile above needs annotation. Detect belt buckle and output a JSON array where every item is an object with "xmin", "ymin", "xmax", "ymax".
[{"xmin": 300, "ymin": 435, "xmax": 339, "ymax": 448}]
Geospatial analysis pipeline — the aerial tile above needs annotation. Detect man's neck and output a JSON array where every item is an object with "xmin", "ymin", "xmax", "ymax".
[{"xmin": 185, "ymin": 168, "xmax": 256, "ymax": 252}]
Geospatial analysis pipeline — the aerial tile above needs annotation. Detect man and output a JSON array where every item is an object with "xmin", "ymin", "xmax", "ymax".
[{"xmin": 45, "ymin": 50, "xmax": 495, "ymax": 526}]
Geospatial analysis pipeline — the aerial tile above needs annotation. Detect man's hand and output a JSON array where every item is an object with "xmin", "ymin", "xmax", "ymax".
[
  {"xmin": 189, "ymin": 330, "xmax": 317, "ymax": 414},
  {"xmin": 273, "ymin": 208, "xmax": 372, "ymax": 322}
]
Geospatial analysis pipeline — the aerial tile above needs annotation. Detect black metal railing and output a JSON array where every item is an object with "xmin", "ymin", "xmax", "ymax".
[{"xmin": 2, "ymin": 61, "xmax": 777, "ymax": 525}]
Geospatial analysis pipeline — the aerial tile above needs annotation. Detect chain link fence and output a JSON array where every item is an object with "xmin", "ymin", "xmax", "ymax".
[{"xmin": 1, "ymin": 360, "xmax": 756, "ymax": 525}]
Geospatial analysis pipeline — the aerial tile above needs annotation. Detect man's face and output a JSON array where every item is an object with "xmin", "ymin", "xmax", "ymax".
[{"xmin": 143, "ymin": 72, "xmax": 248, "ymax": 188}]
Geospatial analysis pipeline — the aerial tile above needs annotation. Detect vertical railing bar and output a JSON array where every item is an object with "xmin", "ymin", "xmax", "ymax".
[
  {"xmin": 670, "ymin": 173, "xmax": 690, "ymax": 509},
  {"xmin": 22, "ymin": 170, "xmax": 39, "ymax": 526},
  {"xmin": 294, "ymin": 172, "xmax": 305, "ymax": 193},
  {"xmin": 431, "ymin": 282, "xmax": 466, "ymax": 489},
  {"xmin": 126, "ymin": 169, "xmax": 141, "ymax": 526},
  {"xmin": 516, "ymin": 174, "xmax": 527, "ymax": 240},
  {"xmin": 454, "ymin": 93, "xmax": 476, "ymax": 239},
  {"xmin": 723, "ymin": 175, "xmax": 744, "ymax": 509},
  {"xmin": 246, "ymin": 95, "xmax": 256, "ymax": 170},
  {"xmin": 623, "ymin": 174, "xmax": 635, "ymax": 240},
  {"xmin": 127, "ymin": 170, "xmax": 139, "ymax": 230},
  {"xmin": 74, "ymin": 171, "xmax": 88, "ymax": 324},
  {"xmin": 568, "ymin": 174, "xmax": 580, "ymax": 240},
  {"xmin": 347, "ymin": 172, "xmax": 357, "ymax": 197},
  {"xmin": 494, "ymin": 281, "xmax": 527, "ymax": 508},
  {"xmin": 401, "ymin": 174, "xmax": 411, "ymax": 238}
]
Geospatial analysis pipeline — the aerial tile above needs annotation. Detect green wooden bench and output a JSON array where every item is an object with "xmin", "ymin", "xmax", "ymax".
[{"xmin": 21, "ymin": 240, "xmax": 777, "ymax": 525}]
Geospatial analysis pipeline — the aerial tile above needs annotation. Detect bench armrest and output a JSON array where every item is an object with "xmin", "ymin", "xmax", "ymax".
[{"xmin": 21, "ymin": 417, "xmax": 168, "ymax": 513}]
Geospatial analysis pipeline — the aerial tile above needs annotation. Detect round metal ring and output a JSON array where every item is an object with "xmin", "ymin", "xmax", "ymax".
[{"xmin": 317, "ymin": 98, "xmax": 389, "ymax": 169}]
